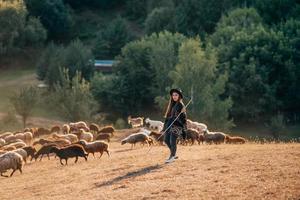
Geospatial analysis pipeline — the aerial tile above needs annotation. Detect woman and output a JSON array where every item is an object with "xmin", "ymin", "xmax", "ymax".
[{"xmin": 163, "ymin": 88, "xmax": 187, "ymax": 163}]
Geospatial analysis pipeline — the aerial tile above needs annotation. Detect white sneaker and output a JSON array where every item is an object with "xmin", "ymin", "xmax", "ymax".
[{"xmin": 165, "ymin": 156, "xmax": 175, "ymax": 163}]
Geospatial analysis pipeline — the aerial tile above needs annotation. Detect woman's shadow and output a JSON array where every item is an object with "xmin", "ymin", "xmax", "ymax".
[{"xmin": 94, "ymin": 164, "xmax": 163, "ymax": 188}]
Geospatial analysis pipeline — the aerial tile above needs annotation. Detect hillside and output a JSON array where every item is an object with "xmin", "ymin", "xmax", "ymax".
[{"xmin": 0, "ymin": 133, "xmax": 299, "ymax": 200}]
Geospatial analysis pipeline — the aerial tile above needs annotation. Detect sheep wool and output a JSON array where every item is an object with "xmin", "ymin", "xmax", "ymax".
[{"xmin": 0, "ymin": 152, "xmax": 24, "ymax": 177}]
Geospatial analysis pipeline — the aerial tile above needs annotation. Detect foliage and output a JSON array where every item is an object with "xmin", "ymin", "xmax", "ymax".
[
  {"xmin": 25, "ymin": 0, "xmax": 73, "ymax": 40},
  {"xmin": 36, "ymin": 40, "xmax": 94, "ymax": 88},
  {"xmin": 10, "ymin": 86, "xmax": 38, "ymax": 127},
  {"xmin": 211, "ymin": 8, "xmax": 300, "ymax": 122},
  {"xmin": 49, "ymin": 70, "xmax": 98, "ymax": 121},
  {"xmin": 114, "ymin": 118, "xmax": 127, "ymax": 129},
  {"xmin": 125, "ymin": 0, "xmax": 148, "ymax": 21},
  {"xmin": 145, "ymin": 7, "xmax": 175, "ymax": 34},
  {"xmin": 0, "ymin": 8, "xmax": 46, "ymax": 56},
  {"xmin": 169, "ymin": 38, "xmax": 234, "ymax": 130},
  {"xmin": 93, "ymin": 17, "xmax": 130, "ymax": 59}
]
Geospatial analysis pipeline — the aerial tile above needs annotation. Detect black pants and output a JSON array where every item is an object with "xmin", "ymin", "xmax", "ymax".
[{"xmin": 164, "ymin": 126, "xmax": 181, "ymax": 158}]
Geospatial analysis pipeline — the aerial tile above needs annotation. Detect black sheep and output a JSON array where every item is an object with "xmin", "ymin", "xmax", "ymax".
[
  {"xmin": 22, "ymin": 146, "xmax": 36, "ymax": 161},
  {"xmin": 50, "ymin": 144, "xmax": 88, "ymax": 165}
]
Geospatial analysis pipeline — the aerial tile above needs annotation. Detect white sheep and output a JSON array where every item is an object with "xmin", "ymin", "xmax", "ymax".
[
  {"xmin": 0, "ymin": 132, "xmax": 13, "ymax": 139},
  {"xmin": 79, "ymin": 129, "xmax": 93, "ymax": 142},
  {"xmin": 15, "ymin": 132, "xmax": 33, "ymax": 145},
  {"xmin": 12, "ymin": 149, "xmax": 28, "ymax": 163},
  {"xmin": 4, "ymin": 134, "xmax": 17, "ymax": 144},
  {"xmin": 2, "ymin": 141, "xmax": 27, "ymax": 150},
  {"xmin": 0, "ymin": 152, "xmax": 24, "ymax": 177},
  {"xmin": 69, "ymin": 121, "xmax": 89, "ymax": 131},
  {"xmin": 52, "ymin": 133, "xmax": 78, "ymax": 143},
  {"xmin": 121, "ymin": 132, "xmax": 150, "ymax": 149},
  {"xmin": 0, "ymin": 138, "xmax": 6, "ymax": 147},
  {"xmin": 145, "ymin": 118, "xmax": 164, "ymax": 132},
  {"xmin": 187, "ymin": 119, "xmax": 207, "ymax": 133}
]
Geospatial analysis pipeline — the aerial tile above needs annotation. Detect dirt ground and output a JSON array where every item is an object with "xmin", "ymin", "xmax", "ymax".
[{"xmin": 0, "ymin": 136, "xmax": 299, "ymax": 200}]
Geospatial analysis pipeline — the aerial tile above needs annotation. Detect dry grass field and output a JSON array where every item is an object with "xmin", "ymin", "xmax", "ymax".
[{"xmin": 0, "ymin": 129, "xmax": 299, "ymax": 200}]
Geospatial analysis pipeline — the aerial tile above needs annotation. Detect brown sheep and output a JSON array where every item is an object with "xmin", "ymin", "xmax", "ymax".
[
  {"xmin": 50, "ymin": 144, "xmax": 88, "ymax": 165},
  {"xmin": 70, "ymin": 121, "xmax": 89, "ymax": 132},
  {"xmin": 98, "ymin": 126, "xmax": 115, "ymax": 136},
  {"xmin": 226, "ymin": 136, "xmax": 246, "ymax": 144},
  {"xmin": 128, "ymin": 116, "xmax": 144, "ymax": 128},
  {"xmin": 33, "ymin": 138, "xmax": 71, "ymax": 147},
  {"xmin": 35, "ymin": 127, "xmax": 51, "ymax": 137},
  {"xmin": 34, "ymin": 144, "xmax": 58, "ymax": 161},
  {"xmin": 95, "ymin": 133, "xmax": 111, "ymax": 142},
  {"xmin": 50, "ymin": 125, "xmax": 61, "ymax": 133},
  {"xmin": 22, "ymin": 146, "xmax": 36, "ymax": 161},
  {"xmin": 76, "ymin": 140, "xmax": 110, "ymax": 158},
  {"xmin": 89, "ymin": 123, "xmax": 100, "ymax": 133}
]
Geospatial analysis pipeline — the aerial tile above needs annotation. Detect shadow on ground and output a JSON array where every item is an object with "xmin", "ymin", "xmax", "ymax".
[{"xmin": 95, "ymin": 164, "xmax": 163, "ymax": 188}]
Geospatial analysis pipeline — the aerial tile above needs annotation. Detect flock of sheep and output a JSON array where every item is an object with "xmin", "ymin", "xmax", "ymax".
[{"xmin": 0, "ymin": 117, "xmax": 246, "ymax": 177}]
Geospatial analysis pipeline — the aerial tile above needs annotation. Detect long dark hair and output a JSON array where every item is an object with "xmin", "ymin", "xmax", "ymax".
[{"xmin": 164, "ymin": 96, "xmax": 185, "ymax": 118}]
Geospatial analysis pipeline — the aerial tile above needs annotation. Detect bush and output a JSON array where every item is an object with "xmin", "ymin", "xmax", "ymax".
[
  {"xmin": 10, "ymin": 86, "xmax": 38, "ymax": 128},
  {"xmin": 49, "ymin": 70, "xmax": 98, "ymax": 121},
  {"xmin": 145, "ymin": 7, "xmax": 175, "ymax": 34}
]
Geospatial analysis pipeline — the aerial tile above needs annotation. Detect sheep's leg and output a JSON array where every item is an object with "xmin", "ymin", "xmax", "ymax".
[
  {"xmin": 99, "ymin": 151, "xmax": 103, "ymax": 158},
  {"xmin": 106, "ymin": 150, "xmax": 110, "ymax": 157},
  {"xmin": 39, "ymin": 154, "xmax": 43, "ymax": 161},
  {"xmin": 60, "ymin": 159, "xmax": 64, "ymax": 165},
  {"xmin": 84, "ymin": 155, "xmax": 87, "ymax": 161},
  {"xmin": 24, "ymin": 158, "xmax": 27, "ymax": 163},
  {"xmin": 47, "ymin": 154, "xmax": 51, "ymax": 160},
  {"xmin": 92, "ymin": 153, "xmax": 95, "ymax": 158},
  {"xmin": 75, "ymin": 156, "xmax": 78, "ymax": 163},
  {"xmin": 1, "ymin": 172, "xmax": 8, "ymax": 177},
  {"xmin": 10, "ymin": 169, "xmax": 16, "ymax": 177},
  {"xmin": 65, "ymin": 159, "xmax": 68, "ymax": 165},
  {"xmin": 18, "ymin": 167, "xmax": 22, "ymax": 174}
]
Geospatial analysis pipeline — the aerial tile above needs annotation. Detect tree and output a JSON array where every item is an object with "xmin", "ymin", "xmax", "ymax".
[
  {"xmin": 25, "ymin": 0, "xmax": 73, "ymax": 40},
  {"xmin": 145, "ymin": 7, "xmax": 175, "ymax": 34},
  {"xmin": 37, "ymin": 40, "xmax": 94, "ymax": 88},
  {"xmin": 0, "ymin": 8, "xmax": 46, "ymax": 56},
  {"xmin": 10, "ymin": 87, "xmax": 38, "ymax": 128},
  {"xmin": 125, "ymin": 0, "xmax": 148, "ymax": 21},
  {"xmin": 50, "ymin": 70, "xmax": 98, "ymax": 121},
  {"xmin": 93, "ymin": 17, "xmax": 130, "ymax": 59},
  {"xmin": 211, "ymin": 8, "xmax": 300, "ymax": 122},
  {"xmin": 169, "ymin": 38, "xmax": 233, "ymax": 130}
]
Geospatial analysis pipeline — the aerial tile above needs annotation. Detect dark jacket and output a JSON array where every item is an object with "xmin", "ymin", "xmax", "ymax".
[{"xmin": 163, "ymin": 101, "xmax": 187, "ymax": 131}]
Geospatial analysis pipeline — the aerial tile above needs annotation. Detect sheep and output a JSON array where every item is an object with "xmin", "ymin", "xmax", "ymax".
[
  {"xmin": 145, "ymin": 118, "xmax": 164, "ymax": 132},
  {"xmin": 50, "ymin": 125, "xmax": 61, "ymax": 133},
  {"xmin": 12, "ymin": 149, "xmax": 28, "ymax": 163},
  {"xmin": 149, "ymin": 131, "xmax": 164, "ymax": 145},
  {"xmin": 35, "ymin": 127, "xmax": 51, "ymax": 137},
  {"xmin": 62, "ymin": 124, "xmax": 70, "ymax": 134},
  {"xmin": 4, "ymin": 134, "xmax": 17, "ymax": 144},
  {"xmin": 187, "ymin": 119, "xmax": 207, "ymax": 133},
  {"xmin": 76, "ymin": 140, "xmax": 110, "ymax": 158},
  {"xmin": 52, "ymin": 133, "xmax": 78, "ymax": 143},
  {"xmin": 70, "ymin": 121, "xmax": 89, "ymax": 132},
  {"xmin": 15, "ymin": 132, "xmax": 33, "ymax": 144},
  {"xmin": 1, "ymin": 146, "xmax": 16, "ymax": 151},
  {"xmin": 121, "ymin": 132, "xmax": 150, "ymax": 149},
  {"xmin": 50, "ymin": 144, "xmax": 88, "ymax": 165},
  {"xmin": 203, "ymin": 129, "xmax": 226, "ymax": 144},
  {"xmin": 89, "ymin": 123, "xmax": 100, "ymax": 133},
  {"xmin": 0, "ymin": 132, "xmax": 13, "ymax": 139},
  {"xmin": 0, "ymin": 138, "xmax": 5, "ymax": 147},
  {"xmin": 128, "ymin": 116, "xmax": 144, "ymax": 128},
  {"xmin": 2, "ymin": 141, "xmax": 27, "ymax": 150},
  {"xmin": 33, "ymin": 138, "xmax": 71, "ymax": 147},
  {"xmin": 34, "ymin": 144, "xmax": 58, "ymax": 161},
  {"xmin": 226, "ymin": 136, "xmax": 246, "ymax": 144},
  {"xmin": 197, "ymin": 134, "xmax": 205, "ymax": 145},
  {"xmin": 95, "ymin": 133, "xmax": 111, "ymax": 142},
  {"xmin": 22, "ymin": 146, "xmax": 36, "ymax": 161},
  {"xmin": 0, "ymin": 152, "xmax": 23, "ymax": 177},
  {"xmin": 79, "ymin": 129, "xmax": 93, "ymax": 142},
  {"xmin": 179, "ymin": 129, "xmax": 199, "ymax": 145},
  {"xmin": 98, "ymin": 126, "xmax": 115, "ymax": 136},
  {"xmin": 24, "ymin": 127, "xmax": 38, "ymax": 137}
]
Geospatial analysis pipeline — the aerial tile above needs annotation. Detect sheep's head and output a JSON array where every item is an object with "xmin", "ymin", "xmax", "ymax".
[
  {"xmin": 121, "ymin": 140, "xmax": 126, "ymax": 145},
  {"xmin": 79, "ymin": 129, "xmax": 84, "ymax": 134}
]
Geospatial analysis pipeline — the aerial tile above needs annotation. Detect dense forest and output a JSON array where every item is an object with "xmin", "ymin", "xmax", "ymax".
[{"xmin": 0, "ymin": 0, "xmax": 299, "ymax": 135}]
